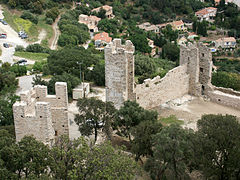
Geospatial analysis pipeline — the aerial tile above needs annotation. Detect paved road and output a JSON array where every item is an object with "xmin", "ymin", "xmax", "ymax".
[
  {"xmin": 0, "ymin": 5, "xmax": 28, "ymax": 64},
  {"xmin": 16, "ymin": 74, "xmax": 35, "ymax": 95}
]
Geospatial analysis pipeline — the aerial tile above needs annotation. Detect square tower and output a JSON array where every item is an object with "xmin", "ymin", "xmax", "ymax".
[{"xmin": 105, "ymin": 39, "xmax": 136, "ymax": 109}]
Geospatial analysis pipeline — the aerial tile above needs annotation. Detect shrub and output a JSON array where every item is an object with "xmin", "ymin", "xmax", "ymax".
[
  {"xmin": 26, "ymin": 44, "xmax": 50, "ymax": 53},
  {"xmin": 21, "ymin": 11, "xmax": 38, "ymax": 24},
  {"xmin": 46, "ymin": 18, "xmax": 53, "ymax": 25},
  {"xmin": 15, "ymin": 45, "xmax": 25, "ymax": 52},
  {"xmin": 10, "ymin": 65, "xmax": 27, "ymax": 77},
  {"xmin": 46, "ymin": 7, "xmax": 59, "ymax": 21}
]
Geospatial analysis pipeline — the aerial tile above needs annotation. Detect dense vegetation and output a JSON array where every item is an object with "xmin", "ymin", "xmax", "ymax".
[
  {"xmin": 0, "ymin": 62, "xmax": 20, "ymax": 127},
  {"xmin": 58, "ymin": 10, "xmax": 90, "ymax": 46},
  {"xmin": 0, "ymin": 132, "xmax": 139, "ymax": 179}
]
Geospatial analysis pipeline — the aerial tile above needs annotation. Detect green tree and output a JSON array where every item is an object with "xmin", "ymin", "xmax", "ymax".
[
  {"xmin": 131, "ymin": 120, "xmax": 162, "ymax": 162},
  {"xmin": 162, "ymin": 42, "xmax": 180, "ymax": 62},
  {"xmin": 212, "ymin": 71, "xmax": 240, "ymax": 91},
  {"xmin": 145, "ymin": 124, "xmax": 194, "ymax": 179},
  {"xmin": 89, "ymin": 60, "xmax": 105, "ymax": 86},
  {"xmin": 49, "ymin": 136, "xmax": 89, "ymax": 180},
  {"xmin": 0, "ymin": 94, "xmax": 19, "ymax": 126},
  {"xmin": 48, "ymin": 73, "xmax": 80, "ymax": 97},
  {"xmin": 74, "ymin": 98, "xmax": 117, "ymax": 143},
  {"xmin": 82, "ymin": 142, "xmax": 139, "ymax": 180},
  {"xmin": 115, "ymin": 100, "xmax": 158, "ymax": 141},
  {"xmin": 129, "ymin": 32, "xmax": 151, "ymax": 53},
  {"xmin": 47, "ymin": 47, "xmax": 98, "ymax": 77},
  {"xmin": 195, "ymin": 114, "xmax": 240, "ymax": 179},
  {"xmin": 1, "ymin": 136, "xmax": 50, "ymax": 179},
  {"xmin": 135, "ymin": 54, "xmax": 157, "ymax": 76}
]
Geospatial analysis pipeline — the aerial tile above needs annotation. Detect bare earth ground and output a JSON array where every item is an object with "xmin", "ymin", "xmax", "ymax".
[
  {"xmin": 68, "ymin": 86, "xmax": 106, "ymax": 140},
  {"xmin": 154, "ymin": 95, "xmax": 240, "ymax": 130}
]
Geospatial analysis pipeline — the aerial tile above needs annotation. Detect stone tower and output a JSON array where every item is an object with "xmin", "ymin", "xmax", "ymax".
[
  {"xmin": 13, "ymin": 82, "xmax": 69, "ymax": 145},
  {"xmin": 105, "ymin": 39, "xmax": 136, "ymax": 109},
  {"xmin": 180, "ymin": 42, "xmax": 213, "ymax": 96}
]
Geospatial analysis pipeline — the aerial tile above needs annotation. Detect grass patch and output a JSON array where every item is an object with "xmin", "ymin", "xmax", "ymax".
[
  {"xmin": 14, "ymin": 51, "xmax": 49, "ymax": 61},
  {"xmin": 0, "ymin": 47, "xmax": 2, "ymax": 56},
  {"xmin": 159, "ymin": 115, "xmax": 184, "ymax": 126},
  {"xmin": 38, "ymin": 15, "xmax": 54, "ymax": 48}
]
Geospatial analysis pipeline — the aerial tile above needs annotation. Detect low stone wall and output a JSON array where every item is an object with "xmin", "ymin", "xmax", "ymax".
[
  {"xmin": 135, "ymin": 65, "xmax": 189, "ymax": 109},
  {"xmin": 208, "ymin": 87, "xmax": 240, "ymax": 110}
]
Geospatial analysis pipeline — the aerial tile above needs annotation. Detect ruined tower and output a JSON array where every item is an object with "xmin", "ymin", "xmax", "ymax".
[
  {"xmin": 13, "ymin": 82, "xmax": 69, "ymax": 145},
  {"xmin": 180, "ymin": 42, "xmax": 213, "ymax": 96},
  {"xmin": 105, "ymin": 39, "xmax": 136, "ymax": 109}
]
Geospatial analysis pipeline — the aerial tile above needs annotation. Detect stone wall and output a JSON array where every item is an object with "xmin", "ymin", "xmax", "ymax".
[
  {"xmin": 13, "ymin": 101, "xmax": 55, "ymax": 145},
  {"xmin": 13, "ymin": 82, "xmax": 69, "ymax": 144},
  {"xmin": 105, "ymin": 39, "xmax": 136, "ymax": 109},
  {"xmin": 180, "ymin": 42, "xmax": 213, "ymax": 96},
  {"xmin": 207, "ymin": 87, "xmax": 240, "ymax": 110},
  {"xmin": 135, "ymin": 65, "xmax": 189, "ymax": 109}
]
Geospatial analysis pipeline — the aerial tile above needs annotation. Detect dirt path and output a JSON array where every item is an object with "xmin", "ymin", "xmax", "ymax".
[
  {"xmin": 34, "ymin": 29, "xmax": 46, "ymax": 44},
  {"xmin": 50, "ymin": 3, "xmax": 76, "ymax": 50},
  {"xmin": 50, "ymin": 15, "xmax": 61, "ymax": 50},
  {"xmin": 155, "ymin": 95, "xmax": 240, "ymax": 130}
]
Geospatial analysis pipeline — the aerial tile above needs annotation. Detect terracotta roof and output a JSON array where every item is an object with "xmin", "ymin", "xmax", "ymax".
[
  {"xmin": 216, "ymin": 37, "xmax": 236, "ymax": 42},
  {"xmin": 195, "ymin": 7, "xmax": 217, "ymax": 16},
  {"xmin": 94, "ymin": 32, "xmax": 112, "ymax": 43},
  {"xmin": 172, "ymin": 20, "xmax": 184, "ymax": 26},
  {"xmin": 188, "ymin": 32, "xmax": 197, "ymax": 36}
]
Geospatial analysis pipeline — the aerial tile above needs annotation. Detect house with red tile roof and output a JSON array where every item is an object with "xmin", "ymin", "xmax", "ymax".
[
  {"xmin": 94, "ymin": 32, "xmax": 112, "ymax": 49},
  {"xmin": 92, "ymin": 5, "xmax": 115, "ymax": 19},
  {"xmin": 171, "ymin": 20, "xmax": 187, "ymax": 31},
  {"xmin": 195, "ymin": 7, "xmax": 217, "ymax": 22}
]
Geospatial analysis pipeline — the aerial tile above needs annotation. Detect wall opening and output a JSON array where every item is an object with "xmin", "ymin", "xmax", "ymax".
[
  {"xmin": 55, "ymin": 131, "xmax": 58, "ymax": 136},
  {"xmin": 201, "ymin": 85, "xmax": 205, "ymax": 95},
  {"xmin": 200, "ymin": 68, "xmax": 203, "ymax": 73}
]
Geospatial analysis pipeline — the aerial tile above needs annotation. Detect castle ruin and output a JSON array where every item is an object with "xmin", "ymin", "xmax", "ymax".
[
  {"xmin": 105, "ymin": 39, "xmax": 136, "ymax": 109},
  {"xmin": 105, "ymin": 39, "xmax": 240, "ymax": 110},
  {"xmin": 13, "ymin": 82, "xmax": 69, "ymax": 145}
]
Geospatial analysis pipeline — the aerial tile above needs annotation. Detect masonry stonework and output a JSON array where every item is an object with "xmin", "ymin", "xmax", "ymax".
[
  {"xmin": 105, "ymin": 39, "xmax": 240, "ymax": 110},
  {"xmin": 135, "ymin": 65, "xmax": 189, "ymax": 109},
  {"xmin": 105, "ymin": 39, "xmax": 136, "ymax": 109},
  {"xmin": 13, "ymin": 82, "xmax": 69, "ymax": 145}
]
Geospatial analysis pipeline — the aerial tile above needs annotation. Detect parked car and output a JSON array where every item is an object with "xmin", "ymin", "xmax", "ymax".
[
  {"xmin": 2, "ymin": 20, "xmax": 7, "ymax": 25},
  {"xmin": 20, "ymin": 33, "xmax": 28, "ymax": 39},
  {"xmin": 18, "ymin": 31, "xmax": 28, "ymax": 39},
  {"xmin": 3, "ymin": 43, "xmax": 9, "ymax": 48},
  {"xmin": 18, "ymin": 31, "xmax": 25, "ymax": 36},
  {"xmin": 0, "ymin": 33, "xmax": 7, "ymax": 39},
  {"xmin": 16, "ymin": 59, "xmax": 27, "ymax": 66}
]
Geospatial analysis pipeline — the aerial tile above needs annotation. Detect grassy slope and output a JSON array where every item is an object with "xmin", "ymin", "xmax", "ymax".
[
  {"xmin": 38, "ymin": 15, "xmax": 54, "ymax": 48},
  {"xmin": 159, "ymin": 115, "xmax": 184, "ymax": 126},
  {"xmin": 14, "ymin": 51, "xmax": 49, "ymax": 61}
]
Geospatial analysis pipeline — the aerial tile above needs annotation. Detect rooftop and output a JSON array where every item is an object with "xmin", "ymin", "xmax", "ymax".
[{"xmin": 94, "ymin": 32, "xmax": 112, "ymax": 43}]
